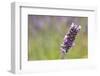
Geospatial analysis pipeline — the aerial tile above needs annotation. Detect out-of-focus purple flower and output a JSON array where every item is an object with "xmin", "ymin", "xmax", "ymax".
[{"xmin": 60, "ymin": 23, "xmax": 81, "ymax": 59}]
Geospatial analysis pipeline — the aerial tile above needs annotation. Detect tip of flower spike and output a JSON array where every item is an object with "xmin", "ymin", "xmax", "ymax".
[
  {"xmin": 70, "ymin": 22, "xmax": 78, "ymax": 28},
  {"xmin": 71, "ymin": 22, "xmax": 81, "ymax": 30}
]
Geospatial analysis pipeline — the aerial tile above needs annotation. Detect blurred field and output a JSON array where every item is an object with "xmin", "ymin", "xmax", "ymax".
[{"xmin": 28, "ymin": 15, "xmax": 88, "ymax": 60}]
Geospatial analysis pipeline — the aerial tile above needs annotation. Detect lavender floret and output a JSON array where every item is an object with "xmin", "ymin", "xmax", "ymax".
[{"xmin": 60, "ymin": 23, "xmax": 81, "ymax": 59}]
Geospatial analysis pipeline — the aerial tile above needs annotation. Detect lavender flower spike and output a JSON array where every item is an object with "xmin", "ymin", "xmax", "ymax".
[{"xmin": 60, "ymin": 23, "xmax": 81, "ymax": 59}]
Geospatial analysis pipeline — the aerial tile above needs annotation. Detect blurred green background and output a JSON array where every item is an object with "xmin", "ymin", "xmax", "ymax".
[{"xmin": 28, "ymin": 15, "xmax": 88, "ymax": 60}]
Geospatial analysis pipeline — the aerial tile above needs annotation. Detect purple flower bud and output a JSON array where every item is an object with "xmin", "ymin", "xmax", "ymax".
[{"xmin": 60, "ymin": 23, "xmax": 81, "ymax": 54}]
